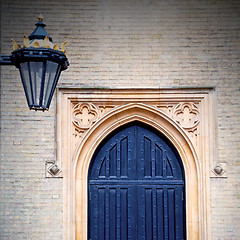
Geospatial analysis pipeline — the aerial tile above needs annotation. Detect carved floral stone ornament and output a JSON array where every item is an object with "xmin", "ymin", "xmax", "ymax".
[
  {"xmin": 73, "ymin": 103, "xmax": 99, "ymax": 135},
  {"xmin": 173, "ymin": 102, "xmax": 199, "ymax": 129},
  {"xmin": 0, "ymin": 14, "xmax": 69, "ymax": 111}
]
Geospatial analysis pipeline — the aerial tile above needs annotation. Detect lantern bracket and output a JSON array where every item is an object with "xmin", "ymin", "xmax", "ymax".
[{"xmin": 0, "ymin": 55, "xmax": 14, "ymax": 65}]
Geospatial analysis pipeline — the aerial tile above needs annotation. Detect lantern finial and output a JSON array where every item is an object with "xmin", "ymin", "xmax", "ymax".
[{"xmin": 38, "ymin": 14, "xmax": 44, "ymax": 22}]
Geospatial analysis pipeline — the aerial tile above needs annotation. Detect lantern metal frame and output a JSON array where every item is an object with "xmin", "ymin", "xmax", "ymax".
[{"xmin": 12, "ymin": 48, "xmax": 68, "ymax": 111}]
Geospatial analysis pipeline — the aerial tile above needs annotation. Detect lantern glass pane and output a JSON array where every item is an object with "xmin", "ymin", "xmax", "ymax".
[
  {"xmin": 29, "ymin": 62, "xmax": 44, "ymax": 106},
  {"xmin": 42, "ymin": 61, "xmax": 60, "ymax": 108},
  {"xmin": 20, "ymin": 62, "xmax": 33, "ymax": 106}
]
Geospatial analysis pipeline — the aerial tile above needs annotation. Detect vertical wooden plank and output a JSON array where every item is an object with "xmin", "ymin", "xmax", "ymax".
[
  {"xmin": 155, "ymin": 145, "xmax": 163, "ymax": 177},
  {"xmin": 98, "ymin": 188, "xmax": 105, "ymax": 239},
  {"xmin": 144, "ymin": 137, "xmax": 152, "ymax": 177},
  {"xmin": 105, "ymin": 187, "xmax": 110, "ymax": 240},
  {"xmin": 120, "ymin": 137, "xmax": 128, "ymax": 177},
  {"xmin": 152, "ymin": 188, "xmax": 157, "ymax": 240},
  {"xmin": 145, "ymin": 188, "xmax": 153, "ymax": 239},
  {"xmin": 128, "ymin": 186, "xmax": 137, "ymax": 239},
  {"xmin": 168, "ymin": 188, "xmax": 175, "ymax": 240},
  {"xmin": 164, "ymin": 187, "xmax": 168, "ymax": 240},
  {"xmin": 110, "ymin": 144, "xmax": 117, "ymax": 177},
  {"xmin": 106, "ymin": 147, "xmax": 110, "ymax": 179},
  {"xmin": 109, "ymin": 188, "xmax": 117, "ymax": 239},
  {"xmin": 175, "ymin": 186, "xmax": 184, "ymax": 240},
  {"xmin": 163, "ymin": 150, "xmax": 167, "ymax": 179},
  {"xmin": 137, "ymin": 186, "xmax": 145, "ymax": 240},
  {"xmin": 136, "ymin": 125, "xmax": 142, "ymax": 180},
  {"xmin": 156, "ymin": 188, "xmax": 164, "ymax": 240},
  {"xmin": 120, "ymin": 188, "xmax": 128, "ymax": 240},
  {"xmin": 116, "ymin": 187, "xmax": 120, "ymax": 240},
  {"xmin": 166, "ymin": 157, "xmax": 174, "ymax": 178},
  {"xmin": 99, "ymin": 156, "xmax": 106, "ymax": 177},
  {"xmin": 90, "ymin": 185, "xmax": 99, "ymax": 240}
]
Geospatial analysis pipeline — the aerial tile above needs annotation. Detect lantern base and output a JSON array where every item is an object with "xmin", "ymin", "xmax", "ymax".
[{"xmin": 29, "ymin": 106, "xmax": 49, "ymax": 111}]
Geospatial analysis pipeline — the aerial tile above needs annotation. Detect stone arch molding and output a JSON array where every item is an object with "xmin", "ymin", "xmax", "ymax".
[{"xmin": 56, "ymin": 88, "xmax": 220, "ymax": 240}]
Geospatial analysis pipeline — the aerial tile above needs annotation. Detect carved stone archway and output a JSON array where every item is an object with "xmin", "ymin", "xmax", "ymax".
[{"xmin": 55, "ymin": 88, "xmax": 221, "ymax": 240}]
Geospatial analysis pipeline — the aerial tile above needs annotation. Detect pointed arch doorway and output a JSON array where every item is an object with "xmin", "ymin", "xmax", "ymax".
[
  {"xmin": 58, "ymin": 88, "xmax": 215, "ymax": 240},
  {"xmin": 88, "ymin": 122, "xmax": 186, "ymax": 240}
]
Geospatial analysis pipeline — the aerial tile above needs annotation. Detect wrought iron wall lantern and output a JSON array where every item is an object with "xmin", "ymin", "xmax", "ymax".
[{"xmin": 0, "ymin": 15, "xmax": 69, "ymax": 111}]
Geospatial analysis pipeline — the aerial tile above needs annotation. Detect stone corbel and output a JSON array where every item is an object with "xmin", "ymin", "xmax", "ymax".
[
  {"xmin": 45, "ymin": 160, "xmax": 63, "ymax": 178},
  {"xmin": 210, "ymin": 162, "xmax": 227, "ymax": 178}
]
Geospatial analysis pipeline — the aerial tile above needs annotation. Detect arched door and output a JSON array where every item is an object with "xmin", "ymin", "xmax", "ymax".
[{"xmin": 88, "ymin": 122, "xmax": 186, "ymax": 240}]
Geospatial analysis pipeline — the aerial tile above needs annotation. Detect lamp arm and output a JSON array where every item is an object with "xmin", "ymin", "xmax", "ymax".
[{"xmin": 0, "ymin": 55, "xmax": 14, "ymax": 65}]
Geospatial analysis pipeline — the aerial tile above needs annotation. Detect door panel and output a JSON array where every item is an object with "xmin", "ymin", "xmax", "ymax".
[{"xmin": 88, "ymin": 122, "xmax": 185, "ymax": 240}]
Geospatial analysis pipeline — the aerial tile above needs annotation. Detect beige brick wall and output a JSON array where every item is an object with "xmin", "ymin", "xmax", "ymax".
[{"xmin": 0, "ymin": 0, "xmax": 240, "ymax": 239}]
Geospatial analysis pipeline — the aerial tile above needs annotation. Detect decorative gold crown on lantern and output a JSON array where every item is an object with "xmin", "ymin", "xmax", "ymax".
[{"xmin": 11, "ymin": 14, "xmax": 68, "ymax": 56}]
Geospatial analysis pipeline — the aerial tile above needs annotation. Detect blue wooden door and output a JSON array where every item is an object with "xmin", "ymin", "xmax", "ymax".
[{"xmin": 88, "ymin": 122, "xmax": 185, "ymax": 240}]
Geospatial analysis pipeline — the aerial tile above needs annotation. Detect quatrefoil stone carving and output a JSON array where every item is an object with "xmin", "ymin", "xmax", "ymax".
[
  {"xmin": 173, "ymin": 102, "xmax": 199, "ymax": 129},
  {"xmin": 73, "ymin": 103, "xmax": 99, "ymax": 132}
]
